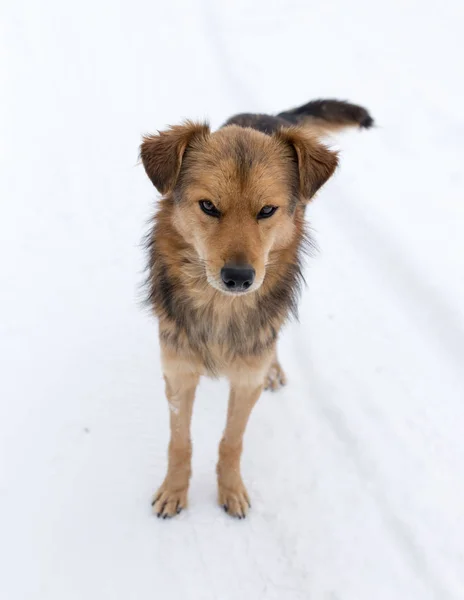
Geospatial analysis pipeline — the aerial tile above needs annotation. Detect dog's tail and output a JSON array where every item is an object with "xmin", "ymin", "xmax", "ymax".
[
  {"xmin": 224, "ymin": 99, "xmax": 374, "ymax": 137},
  {"xmin": 278, "ymin": 98, "xmax": 374, "ymax": 135}
]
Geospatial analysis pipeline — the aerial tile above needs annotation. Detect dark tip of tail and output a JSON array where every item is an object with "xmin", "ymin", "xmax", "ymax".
[
  {"xmin": 360, "ymin": 114, "xmax": 374, "ymax": 129},
  {"xmin": 278, "ymin": 99, "xmax": 374, "ymax": 130}
]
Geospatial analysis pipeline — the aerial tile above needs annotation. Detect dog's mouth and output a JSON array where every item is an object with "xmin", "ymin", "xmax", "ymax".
[{"xmin": 206, "ymin": 273, "xmax": 263, "ymax": 296}]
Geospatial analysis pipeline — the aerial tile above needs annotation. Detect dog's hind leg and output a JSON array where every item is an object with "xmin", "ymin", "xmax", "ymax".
[
  {"xmin": 152, "ymin": 351, "xmax": 200, "ymax": 518},
  {"xmin": 264, "ymin": 351, "xmax": 287, "ymax": 391}
]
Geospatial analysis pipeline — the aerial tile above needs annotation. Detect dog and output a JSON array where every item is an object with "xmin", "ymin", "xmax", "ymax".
[{"xmin": 140, "ymin": 99, "xmax": 373, "ymax": 518}]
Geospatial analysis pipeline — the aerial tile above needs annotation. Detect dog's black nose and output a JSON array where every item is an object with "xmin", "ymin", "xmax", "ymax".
[{"xmin": 221, "ymin": 264, "xmax": 255, "ymax": 291}]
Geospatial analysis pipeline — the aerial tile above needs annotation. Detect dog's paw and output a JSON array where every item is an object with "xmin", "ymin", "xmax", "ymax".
[
  {"xmin": 218, "ymin": 480, "xmax": 251, "ymax": 519},
  {"xmin": 264, "ymin": 361, "xmax": 287, "ymax": 391},
  {"xmin": 151, "ymin": 484, "xmax": 188, "ymax": 519}
]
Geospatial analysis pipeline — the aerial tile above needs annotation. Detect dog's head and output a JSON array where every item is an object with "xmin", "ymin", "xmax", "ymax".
[{"xmin": 141, "ymin": 121, "xmax": 337, "ymax": 295}]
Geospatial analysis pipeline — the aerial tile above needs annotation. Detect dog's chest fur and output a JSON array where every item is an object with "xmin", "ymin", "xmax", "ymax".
[
  {"xmin": 149, "ymin": 252, "xmax": 302, "ymax": 375},
  {"xmin": 154, "ymin": 276, "xmax": 281, "ymax": 374}
]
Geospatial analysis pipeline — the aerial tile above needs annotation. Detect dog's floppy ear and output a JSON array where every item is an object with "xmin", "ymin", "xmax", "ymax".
[
  {"xmin": 275, "ymin": 127, "xmax": 338, "ymax": 201},
  {"xmin": 140, "ymin": 121, "xmax": 210, "ymax": 194}
]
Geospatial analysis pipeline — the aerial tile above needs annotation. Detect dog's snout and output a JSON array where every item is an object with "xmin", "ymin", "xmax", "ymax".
[{"xmin": 221, "ymin": 264, "xmax": 255, "ymax": 291}]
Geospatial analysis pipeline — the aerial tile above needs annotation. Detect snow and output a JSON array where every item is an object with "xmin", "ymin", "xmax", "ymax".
[{"xmin": 1, "ymin": 0, "xmax": 464, "ymax": 598}]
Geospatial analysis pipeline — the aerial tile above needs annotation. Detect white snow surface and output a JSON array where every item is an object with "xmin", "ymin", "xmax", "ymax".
[{"xmin": 1, "ymin": 1, "xmax": 464, "ymax": 598}]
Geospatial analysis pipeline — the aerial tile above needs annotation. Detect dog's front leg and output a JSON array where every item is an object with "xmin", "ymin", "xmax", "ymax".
[
  {"xmin": 152, "ymin": 353, "xmax": 199, "ymax": 518},
  {"xmin": 217, "ymin": 365, "xmax": 268, "ymax": 518}
]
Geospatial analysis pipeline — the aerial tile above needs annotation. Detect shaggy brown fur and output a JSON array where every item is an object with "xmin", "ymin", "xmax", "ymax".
[{"xmin": 141, "ymin": 98, "xmax": 373, "ymax": 518}]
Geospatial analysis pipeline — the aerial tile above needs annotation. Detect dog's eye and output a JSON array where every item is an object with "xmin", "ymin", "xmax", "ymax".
[
  {"xmin": 257, "ymin": 205, "xmax": 278, "ymax": 219},
  {"xmin": 199, "ymin": 200, "xmax": 221, "ymax": 218}
]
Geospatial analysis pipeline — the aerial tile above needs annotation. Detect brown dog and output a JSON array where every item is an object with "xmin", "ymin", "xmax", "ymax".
[{"xmin": 141, "ymin": 99, "xmax": 373, "ymax": 518}]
